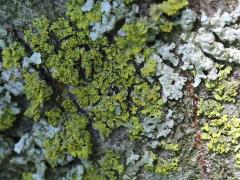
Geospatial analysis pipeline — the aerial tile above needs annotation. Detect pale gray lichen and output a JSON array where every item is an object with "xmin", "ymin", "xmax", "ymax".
[
  {"xmin": 0, "ymin": 27, "xmax": 7, "ymax": 50},
  {"xmin": 178, "ymin": 9, "xmax": 197, "ymax": 31},
  {"xmin": 90, "ymin": 0, "xmax": 138, "ymax": 40},
  {"xmin": 178, "ymin": 41, "xmax": 218, "ymax": 87},
  {"xmin": 22, "ymin": 52, "xmax": 41, "ymax": 69},
  {"xmin": 154, "ymin": 53, "xmax": 187, "ymax": 100},
  {"xmin": 126, "ymin": 151, "xmax": 140, "ymax": 166},
  {"xmin": 156, "ymin": 42, "xmax": 179, "ymax": 66},
  {"xmin": 14, "ymin": 133, "xmax": 33, "ymax": 154},
  {"xmin": 81, "ymin": 0, "xmax": 94, "ymax": 12},
  {"xmin": 0, "ymin": 60, "xmax": 24, "ymax": 124},
  {"xmin": 0, "ymin": 64, "xmax": 23, "ymax": 120},
  {"xmin": 0, "ymin": 136, "xmax": 13, "ymax": 163},
  {"xmin": 138, "ymin": 50, "xmax": 186, "ymax": 100},
  {"xmin": 0, "ymin": 27, "xmax": 7, "ymax": 37},
  {"xmin": 179, "ymin": 7, "xmax": 240, "ymax": 81},
  {"xmin": 158, "ymin": 68, "xmax": 186, "ymax": 101},
  {"xmin": 0, "ymin": 91, "xmax": 20, "ymax": 116},
  {"xmin": 14, "ymin": 121, "xmax": 59, "ymax": 155},
  {"xmin": 13, "ymin": 120, "xmax": 60, "ymax": 180},
  {"xmin": 62, "ymin": 165, "xmax": 84, "ymax": 180},
  {"xmin": 101, "ymin": 1, "xmax": 111, "ymax": 13},
  {"xmin": 134, "ymin": 54, "xmax": 145, "ymax": 65},
  {"xmin": 0, "ymin": 39, "xmax": 6, "ymax": 49},
  {"xmin": 123, "ymin": 151, "xmax": 155, "ymax": 180},
  {"xmin": 142, "ymin": 116, "xmax": 174, "ymax": 139}
]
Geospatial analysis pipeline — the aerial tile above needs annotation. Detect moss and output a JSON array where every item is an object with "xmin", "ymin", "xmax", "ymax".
[
  {"xmin": 2, "ymin": 42, "xmax": 26, "ymax": 69},
  {"xmin": 23, "ymin": 72, "xmax": 53, "ymax": 121}
]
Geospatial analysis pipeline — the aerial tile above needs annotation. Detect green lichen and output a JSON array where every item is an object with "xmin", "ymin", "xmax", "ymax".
[
  {"xmin": 205, "ymin": 66, "xmax": 239, "ymax": 102},
  {"xmin": 143, "ymin": 150, "xmax": 179, "ymax": 175},
  {"xmin": 83, "ymin": 168, "xmax": 102, "ymax": 180},
  {"xmin": 45, "ymin": 107, "xmax": 62, "ymax": 126},
  {"xmin": 66, "ymin": 0, "xmax": 102, "ymax": 32},
  {"xmin": 155, "ymin": 157, "xmax": 179, "ymax": 175},
  {"xmin": 0, "ymin": 108, "xmax": 16, "ymax": 131},
  {"xmin": 198, "ymin": 98, "xmax": 224, "ymax": 118},
  {"xmin": 46, "ymin": 50, "xmax": 80, "ymax": 85},
  {"xmin": 1, "ymin": 0, "xmax": 194, "ymax": 178},
  {"xmin": 116, "ymin": 21, "xmax": 151, "ymax": 56},
  {"xmin": 140, "ymin": 58, "xmax": 157, "ymax": 77},
  {"xmin": 44, "ymin": 113, "xmax": 92, "ymax": 166},
  {"xmin": 2, "ymin": 42, "xmax": 26, "ymax": 69},
  {"xmin": 131, "ymin": 82, "xmax": 164, "ymax": 119},
  {"xmin": 62, "ymin": 98, "xmax": 78, "ymax": 113},
  {"xmin": 127, "ymin": 116, "xmax": 143, "ymax": 140},
  {"xmin": 149, "ymin": 0, "xmax": 188, "ymax": 33},
  {"xmin": 23, "ymin": 72, "xmax": 53, "ymax": 121},
  {"xmin": 22, "ymin": 172, "xmax": 33, "ymax": 180},
  {"xmin": 49, "ymin": 17, "xmax": 73, "ymax": 39},
  {"xmin": 83, "ymin": 150, "xmax": 124, "ymax": 180},
  {"xmin": 150, "ymin": 0, "xmax": 188, "ymax": 19},
  {"xmin": 24, "ymin": 16, "xmax": 54, "ymax": 54},
  {"xmin": 201, "ymin": 115, "xmax": 230, "ymax": 154},
  {"xmin": 71, "ymin": 84, "xmax": 100, "ymax": 108},
  {"xmin": 64, "ymin": 114, "xmax": 92, "ymax": 158},
  {"xmin": 201, "ymin": 115, "xmax": 240, "ymax": 167},
  {"xmin": 92, "ymin": 92, "xmax": 130, "ymax": 138},
  {"xmin": 159, "ymin": 21, "xmax": 174, "ymax": 32},
  {"xmin": 160, "ymin": 141, "xmax": 180, "ymax": 151},
  {"xmin": 98, "ymin": 150, "xmax": 124, "ymax": 180},
  {"xmin": 235, "ymin": 153, "xmax": 240, "ymax": 168},
  {"xmin": 44, "ymin": 133, "xmax": 62, "ymax": 166},
  {"xmin": 23, "ymin": 3, "xmax": 166, "ymax": 144}
]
